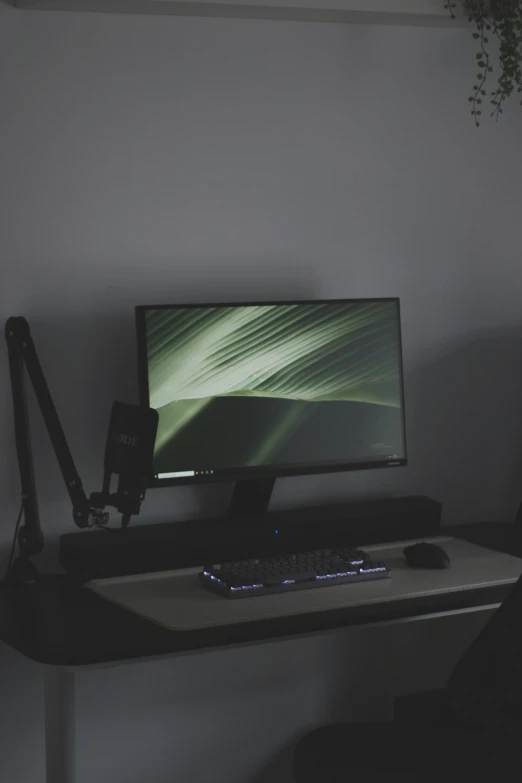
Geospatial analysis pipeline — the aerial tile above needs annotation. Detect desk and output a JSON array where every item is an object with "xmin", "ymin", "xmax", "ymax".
[{"xmin": 1, "ymin": 521, "xmax": 521, "ymax": 783}]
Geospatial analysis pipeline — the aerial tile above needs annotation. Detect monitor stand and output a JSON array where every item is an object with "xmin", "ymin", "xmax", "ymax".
[{"xmin": 229, "ymin": 478, "xmax": 276, "ymax": 517}]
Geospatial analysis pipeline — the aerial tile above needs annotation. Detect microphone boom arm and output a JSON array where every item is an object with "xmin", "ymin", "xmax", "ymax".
[{"xmin": 5, "ymin": 317, "xmax": 110, "ymax": 565}]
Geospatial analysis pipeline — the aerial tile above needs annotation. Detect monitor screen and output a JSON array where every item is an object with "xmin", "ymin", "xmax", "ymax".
[{"xmin": 136, "ymin": 299, "xmax": 407, "ymax": 486}]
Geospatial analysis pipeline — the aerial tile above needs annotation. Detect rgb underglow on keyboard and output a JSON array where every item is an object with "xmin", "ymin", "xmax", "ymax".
[
  {"xmin": 200, "ymin": 547, "xmax": 389, "ymax": 595},
  {"xmin": 202, "ymin": 567, "xmax": 388, "ymax": 592}
]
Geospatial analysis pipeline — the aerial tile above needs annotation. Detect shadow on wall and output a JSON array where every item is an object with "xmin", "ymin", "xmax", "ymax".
[{"xmin": 405, "ymin": 325, "xmax": 522, "ymax": 523}]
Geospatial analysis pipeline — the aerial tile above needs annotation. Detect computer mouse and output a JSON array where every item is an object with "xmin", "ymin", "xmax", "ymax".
[{"xmin": 403, "ymin": 542, "xmax": 450, "ymax": 569}]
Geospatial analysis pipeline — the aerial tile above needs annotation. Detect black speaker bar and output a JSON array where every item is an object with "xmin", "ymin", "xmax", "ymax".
[{"xmin": 59, "ymin": 495, "xmax": 442, "ymax": 581}]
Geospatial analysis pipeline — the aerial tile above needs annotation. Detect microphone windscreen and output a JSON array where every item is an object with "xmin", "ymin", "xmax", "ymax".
[{"xmin": 104, "ymin": 401, "xmax": 158, "ymax": 478}]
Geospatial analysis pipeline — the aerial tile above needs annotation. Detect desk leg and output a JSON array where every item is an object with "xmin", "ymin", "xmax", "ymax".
[{"xmin": 44, "ymin": 666, "xmax": 76, "ymax": 783}]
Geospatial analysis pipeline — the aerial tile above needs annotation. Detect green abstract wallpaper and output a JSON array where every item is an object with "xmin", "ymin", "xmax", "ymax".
[{"xmin": 144, "ymin": 301, "xmax": 405, "ymax": 474}]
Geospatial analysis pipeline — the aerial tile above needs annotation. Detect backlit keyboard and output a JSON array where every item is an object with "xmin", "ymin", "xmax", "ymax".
[{"xmin": 199, "ymin": 546, "xmax": 390, "ymax": 598}]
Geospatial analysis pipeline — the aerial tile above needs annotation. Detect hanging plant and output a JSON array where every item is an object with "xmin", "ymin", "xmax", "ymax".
[{"xmin": 444, "ymin": 0, "xmax": 522, "ymax": 125}]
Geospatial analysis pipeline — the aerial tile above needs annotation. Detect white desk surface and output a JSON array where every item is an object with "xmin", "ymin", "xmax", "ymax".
[{"xmin": 86, "ymin": 536, "xmax": 522, "ymax": 632}]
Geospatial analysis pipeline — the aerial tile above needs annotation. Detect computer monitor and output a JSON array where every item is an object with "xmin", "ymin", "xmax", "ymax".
[{"xmin": 135, "ymin": 299, "xmax": 407, "ymax": 515}]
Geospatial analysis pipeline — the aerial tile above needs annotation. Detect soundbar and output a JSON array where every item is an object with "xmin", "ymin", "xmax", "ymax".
[{"xmin": 60, "ymin": 495, "xmax": 442, "ymax": 581}]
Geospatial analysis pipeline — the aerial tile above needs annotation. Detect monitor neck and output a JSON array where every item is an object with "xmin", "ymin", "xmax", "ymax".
[{"xmin": 229, "ymin": 478, "xmax": 276, "ymax": 517}]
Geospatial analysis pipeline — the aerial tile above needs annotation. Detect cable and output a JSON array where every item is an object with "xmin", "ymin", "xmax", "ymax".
[{"xmin": 5, "ymin": 500, "xmax": 24, "ymax": 580}]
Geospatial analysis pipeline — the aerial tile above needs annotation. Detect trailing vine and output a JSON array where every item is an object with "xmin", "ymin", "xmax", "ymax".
[{"xmin": 445, "ymin": 1, "xmax": 522, "ymax": 125}]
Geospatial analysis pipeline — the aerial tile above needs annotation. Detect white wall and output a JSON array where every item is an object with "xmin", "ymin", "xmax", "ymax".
[{"xmin": 1, "ymin": 3, "xmax": 521, "ymax": 781}]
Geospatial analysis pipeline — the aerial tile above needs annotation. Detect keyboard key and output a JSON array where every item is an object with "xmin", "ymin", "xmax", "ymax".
[{"xmin": 266, "ymin": 570, "xmax": 317, "ymax": 586}]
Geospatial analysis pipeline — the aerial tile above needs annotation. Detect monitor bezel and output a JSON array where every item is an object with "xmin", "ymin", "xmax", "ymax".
[{"xmin": 135, "ymin": 298, "xmax": 408, "ymax": 488}]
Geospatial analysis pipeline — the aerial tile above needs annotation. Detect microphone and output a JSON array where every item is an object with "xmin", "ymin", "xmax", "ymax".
[{"xmin": 90, "ymin": 401, "xmax": 159, "ymax": 527}]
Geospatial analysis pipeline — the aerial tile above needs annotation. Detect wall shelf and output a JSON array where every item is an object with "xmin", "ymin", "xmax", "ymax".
[{"xmin": 12, "ymin": 0, "xmax": 470, "ymax": 28}]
